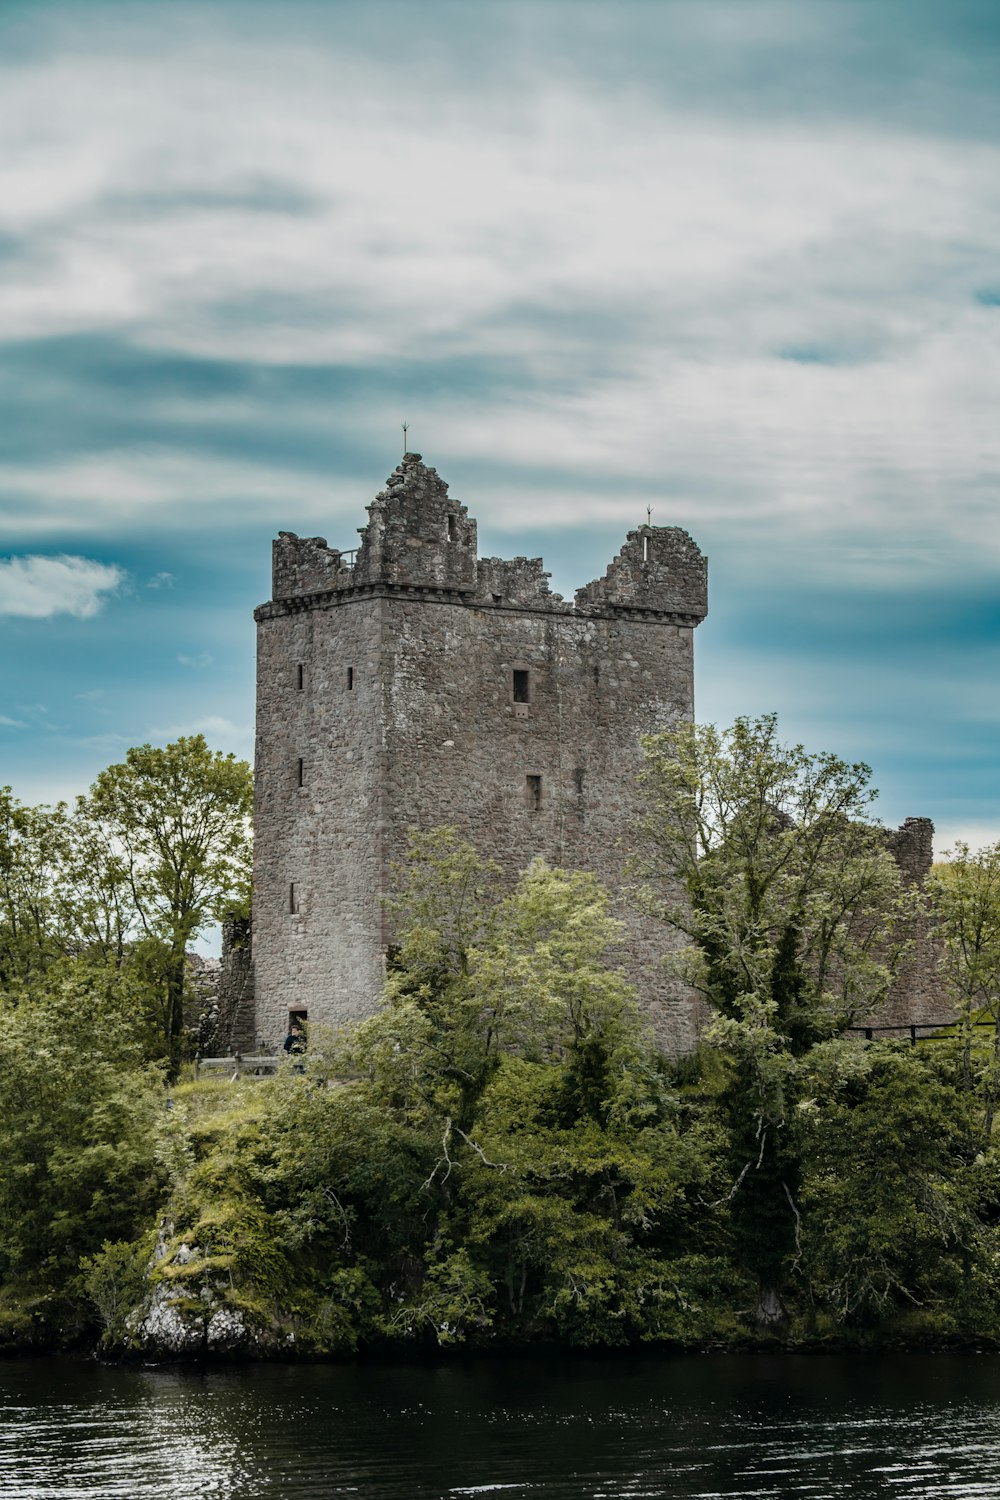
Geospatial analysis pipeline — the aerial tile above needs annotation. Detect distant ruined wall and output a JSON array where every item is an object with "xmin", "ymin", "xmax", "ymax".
[
  {"xmin": 218, "ymin": 915, "xmax": 256, "ymax": 1053},
  {"xmin": 862, "ymin": 817, "xmax": 950, "ymax": 1034}
]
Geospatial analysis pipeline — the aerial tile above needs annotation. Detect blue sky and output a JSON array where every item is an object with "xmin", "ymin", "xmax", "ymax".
[{"xmin": 3, "ymin": 0, "xmax": 1000, "ymax": 853}]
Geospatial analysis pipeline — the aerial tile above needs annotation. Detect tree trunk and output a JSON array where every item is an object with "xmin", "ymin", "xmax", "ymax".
[
  {"xmin": 166, "ymin": 944, "xmax": 187, "ymax": 1080},
  {"xmin": 754, "ymin": 1284, "xmax": 788, "ymax": 1331}
]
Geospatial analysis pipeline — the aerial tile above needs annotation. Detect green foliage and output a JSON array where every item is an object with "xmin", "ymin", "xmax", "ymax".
[
  {"xmin": 81, "ymin": 1232, "xmax": 157, "ymax": 1347},
  {"xmin": 14, "ymin": 810, "xmax": 1000, "ymax": 1357},
  {"xmin": 797, "ymin": 1042, "xmax": 998, "ymax": 1332},
  {"xmin": 0, "ymin": 970, "xmax": 165, "ymax": 1341},
  {"xmin": 0, "ymin": 788, "xmax": 74, "ymax": 984},
  {"xmin": 83, "ymin": 735, "xmax": 252, "ymax": 1071},
  {"xmin": 638, "ymin": 715, "xmax": 916, "ymax": 1322},
  {"xmin": 928, "ymin": 842, "xmax": 1000, "ymax": 1135}
]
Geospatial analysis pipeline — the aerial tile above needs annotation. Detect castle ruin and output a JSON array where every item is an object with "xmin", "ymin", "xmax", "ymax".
[
  {"xmin": 249, "ymin": 452, "xmax": 708, "ymax": 1052},
  {"xmin": 239, "ymin": 452, "xmax": 940, "ymax": 1054}
]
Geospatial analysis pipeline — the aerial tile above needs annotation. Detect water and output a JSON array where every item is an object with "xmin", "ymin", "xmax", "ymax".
[{"xmin": 3, "ymin": 1352, "xmax": 1000, "ymax": 1499}]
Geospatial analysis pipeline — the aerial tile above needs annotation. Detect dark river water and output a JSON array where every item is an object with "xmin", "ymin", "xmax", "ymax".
[{"xmin": 3, "ymin": 1352, "xmax": 1000, "ymax": 1499}]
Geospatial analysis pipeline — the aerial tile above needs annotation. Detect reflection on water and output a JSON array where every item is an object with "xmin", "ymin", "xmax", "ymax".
[{"xmin": 3, "ymin": 1353, "xmax": 1000, "ymax": 1498}]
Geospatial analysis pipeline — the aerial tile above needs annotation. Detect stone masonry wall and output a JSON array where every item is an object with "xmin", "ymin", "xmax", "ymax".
[
  {"xmin": 251, "ymin": 453, "xmax": 939, "ymax": 1053},
  {"xmin": 251, "ymin": 453, "xmax": 710, "ymax": 1052}
]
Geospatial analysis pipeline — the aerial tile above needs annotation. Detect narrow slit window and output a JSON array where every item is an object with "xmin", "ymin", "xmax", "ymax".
[
  {"xmin": 347, "ymin": 666, "xmax": 354, "ymax": 691},
  {"xmin": 643, "ymin": 533, "xmax": 650, "ymax": 563},
  {"xmin": 297, "ymin": 757, "xmax": 304, "ymax": 787},
  {"xmin": 289, "ymin": 882, "xmax": 298, "ymax": 914},
  {"xmin": 447, "ymin": 514, "xmax": 458, "ymax": 542},
  {"xmin": 512, "ymin": 668, "xmax": 530, "ymax": 704},
  {"xmin": 296, "ymin": 663, "xmax": 304, "ymax": 690},
  {"xmin": 574, "ymin": 768, "xmax": 585, "ymax": 795},
  {"xmin": 526, "ymin": 774, "xmax": 542, "ymax": 812}
]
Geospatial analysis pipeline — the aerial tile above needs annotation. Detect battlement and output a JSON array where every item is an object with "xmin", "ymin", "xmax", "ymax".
[
  {"xmin": 575, "ymin": 526, "xmax": 708, "ymax": 622},
  {"xmin": 264, "ymin": 457, "xmax": 709, "ymax": 624},
  {"xmin": 476, "ymin": 556, "xmax": 566, "ymax": 610},
  {"xmin": 272, "ymin": 532, "xmax": 354, "ymax": 601}
]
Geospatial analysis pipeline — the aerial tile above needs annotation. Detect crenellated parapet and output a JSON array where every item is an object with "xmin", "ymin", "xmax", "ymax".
[
  {"xmin": 272, "ymin": 532, "xmax": 354, "ymax": 601},
  {"xmin": 262, "ymin": 463, "xmax": 709, "ymax": 626},
  {"xmin": 476, "ymin": 556, "xmax": 566, "ymax": 610},
  {"xmin": 576, "ymin": 526, "xmax": 708, "ymax": 623}
]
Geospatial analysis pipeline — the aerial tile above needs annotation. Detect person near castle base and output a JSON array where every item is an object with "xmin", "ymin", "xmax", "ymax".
[{"xmin": 283, "ymin": 1023, "xmax": 305, "ymax": 1054}]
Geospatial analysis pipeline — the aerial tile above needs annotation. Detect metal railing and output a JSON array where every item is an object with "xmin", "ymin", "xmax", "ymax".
[{"xmin": 846, "ymin": 1021, "xmax": 997, "ymax": 1046}]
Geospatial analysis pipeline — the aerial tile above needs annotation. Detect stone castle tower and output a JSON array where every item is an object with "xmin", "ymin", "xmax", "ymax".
[{"xmin": 249, "ymin": 452, "xmax": 709, "ymax": 1051}]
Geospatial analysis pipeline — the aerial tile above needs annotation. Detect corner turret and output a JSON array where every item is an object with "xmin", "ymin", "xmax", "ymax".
[{"xmin": 576, "ymin": 525, "xmax": 708, "ymax": 623}]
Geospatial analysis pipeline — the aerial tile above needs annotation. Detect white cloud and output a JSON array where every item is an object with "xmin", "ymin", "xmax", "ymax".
[
  {"xmin": 147, "ymin": 571, "xmax": 174, "ymax": 589},
  {"xmin": 0, "ymin": 451, "xmax": 338, "ymax": 535},
  {"xmin": 177, "ymin": 651, "xmax": 214, "ymax": 668},
  {"xmin": 933, "ymin": 826, "xmax": 1000, "ymax": 860},
  {"xmin": 0, "ymin": 555, "xmax": 124, "ymax": 617},
  {"xmin": 0, "ymin": 715, "xmax": 27, "ymax": 729},
  {"xmin": 0, "ymin": 18, "xmax": 998, "ymax": 600}
]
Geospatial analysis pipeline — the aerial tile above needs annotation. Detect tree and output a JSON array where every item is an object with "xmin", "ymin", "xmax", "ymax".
[
  {"xmin": 0, "ymin": 789, "xmax": 74, "ymax": 985},
  {"xmin": 637, "ymin": 714, "xmax": 912, "ymax": 1326},
  {"xmin": 0, "ymin": 965, "xmax": 165, "ymax": 1343},
  {"xmin": 82, "ymin": 736, "xmax": 252, "ymax": 1072},
  {"xmin": 928, "ymin": 842, "xmax": 1000, "ymax": 1137},
  {"xmin": 796, "ymin": 1041, "xmax": 989, "ymax": 1332}
]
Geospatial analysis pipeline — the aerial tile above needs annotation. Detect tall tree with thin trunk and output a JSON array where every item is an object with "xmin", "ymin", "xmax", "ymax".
[{"xmin": 82, "ymin": 736, "xmax": 252, "ymax": 1073}]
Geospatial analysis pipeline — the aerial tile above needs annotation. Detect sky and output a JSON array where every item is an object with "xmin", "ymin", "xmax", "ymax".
[{"xmin": 3, "ymin": 0, "xmax": 1000, "ymax": 855}]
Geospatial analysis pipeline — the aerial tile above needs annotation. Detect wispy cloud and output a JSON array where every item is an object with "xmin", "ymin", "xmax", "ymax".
[
  {"xmin": 177, "ymin": 650, "xmax": 213, "ymax": 668},
  {"xmin": 0, "ymin": 715, "xmax": 27, "ymax": 729},
  {"xmin": 146, "ymin": 715, "xmax": 251, "ymax": 753},
  {"xmin": 2, "ymin": 1, "xmax": 1000, "ymax": 843},
  {"xmin": 0, "ymin": 555, "xmax": 124, "ymax": 617}
]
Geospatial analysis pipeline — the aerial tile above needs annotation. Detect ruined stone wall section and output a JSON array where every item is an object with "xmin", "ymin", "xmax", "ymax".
[
  {"xmin": 353, "ymin": 453, "xmax": 478, "ymax": 593},
  {"xmin": 576, "ymin": 525, "xmax": 708, "ymax": 621},
  {"xmin": 476, "ymin": 556, "xmax": 565, "ymax": 610},
  {"xmin": 272, "ymin": 532, "xmax": 354, "ymax": 601},
  {"xmin": 862, "ymin": 816, "xmax": 951, "ymax": 1033},
  {"xmin": 218, "ymin": 916, "xmax": 255, "ymax": 1054},
  {"xmin": 886, "ymin": 816, "xmax": 934, "ymax": 886}
]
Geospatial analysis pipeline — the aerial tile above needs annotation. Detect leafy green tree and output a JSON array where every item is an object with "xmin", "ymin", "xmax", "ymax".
[
  {"xmin": 324, "ymin": 835, "xmax": 727, "ymax": 1347},
  {"xmin": 82, "ymin": 736, "xmax": 252, "ymax": 1072},
  {"xmin": 0, "ymin": 789, "xmax": 74, "ymax": 984},
  {"xmin": 797, "ymin": 1042, "xmax": 993, "ymax": 1332},
  {"xmin": 638, "ymin": 714, "xmax": 913, "ymax": 1327},
  {"xmin": 928, "ymin": 842, "xmax": 1000, "ymax": 1136},
  {"xmin": 0, "ymin": 965, "xmax": 165, "ymax": 1343}
]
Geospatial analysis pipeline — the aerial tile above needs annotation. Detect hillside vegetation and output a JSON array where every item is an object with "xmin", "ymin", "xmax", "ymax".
[{"xmin": 4, "ymin": 718, "xmax": 1000, "ymax": 1356}]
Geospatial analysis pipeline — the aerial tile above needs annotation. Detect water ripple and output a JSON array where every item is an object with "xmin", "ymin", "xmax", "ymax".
[{"xmin": 4, "ymin": 1355, "xmax": 1000, "ymax": 1498}]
